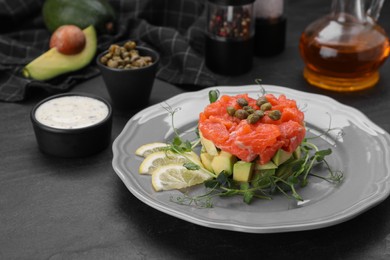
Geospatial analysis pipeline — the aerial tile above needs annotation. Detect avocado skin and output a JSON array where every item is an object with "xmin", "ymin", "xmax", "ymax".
[
  {"xmin": 23, "ymin": 26, "xmax": 97, "ymax": 81},
  {"xmin": 42, "ymin": 0, "xmax": 116, "ymax": 33}
]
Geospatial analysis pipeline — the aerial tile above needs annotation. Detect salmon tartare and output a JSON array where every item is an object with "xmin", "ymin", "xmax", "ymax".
[{"xmin": 198, "ymin": 93, "xmax": 306, "ymax": 165}]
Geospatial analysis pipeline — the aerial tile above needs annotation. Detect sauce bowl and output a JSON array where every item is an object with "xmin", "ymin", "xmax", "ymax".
[{"xmin": 31, "ymin": 93, "xmax": 113, "ymax": 158}]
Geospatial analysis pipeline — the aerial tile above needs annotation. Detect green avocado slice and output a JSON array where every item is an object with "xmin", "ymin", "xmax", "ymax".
[
  {"xmin": 211, "ymin": 151, "xmax": 237, "ymax": 176},
  {"xmin": 233, "ymin": 161, "xmax": 254, "ymax": 182},
  {"xmin": 23, "ymin": 25, "xmax": 97, "ymax": 81},
  {"xmin": 272, "ymin": 149, "xmax": 293, "ymax": 166}
]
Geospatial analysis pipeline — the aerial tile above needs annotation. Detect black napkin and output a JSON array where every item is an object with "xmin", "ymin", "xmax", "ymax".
[{"xmin": 0, "ymin": 0, "xmax": 217, "ymax": 102}]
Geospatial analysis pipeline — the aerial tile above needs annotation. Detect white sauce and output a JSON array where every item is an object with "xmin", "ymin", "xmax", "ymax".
[{"xmin": 35, "ymin": 96, "xmax": 109, "ymax": 129}]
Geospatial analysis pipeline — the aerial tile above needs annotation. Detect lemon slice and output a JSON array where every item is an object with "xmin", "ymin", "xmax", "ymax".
[
  {"xmin": 139, "ymin": 151, "xmax": 185, "ymax": 174},
  {"xmin": 139, "ymin": 150, "xmax": 202, "ymax": 174},
  {"xmin": 151, "ymin": 164, "xmax": 212, "ymax": 191},
  {"xmin": 135, "ymin": 142, "xmax": 169, "ymax": 157}
]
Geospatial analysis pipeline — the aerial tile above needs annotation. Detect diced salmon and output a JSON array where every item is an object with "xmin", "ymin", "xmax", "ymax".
[{"xmin": 199, "ymin": 93, "xmax": 306, "ymax": 164}]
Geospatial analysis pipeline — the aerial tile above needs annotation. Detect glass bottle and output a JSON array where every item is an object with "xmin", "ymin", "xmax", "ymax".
[{"xmin": 299, "ymin": 0, "xmax": 390, "ymax": 92}]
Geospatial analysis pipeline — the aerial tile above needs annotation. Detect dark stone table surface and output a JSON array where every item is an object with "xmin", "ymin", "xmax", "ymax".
[{"xmin": 1, "ymin": 0, "xmax": 390, "ymax": 259}]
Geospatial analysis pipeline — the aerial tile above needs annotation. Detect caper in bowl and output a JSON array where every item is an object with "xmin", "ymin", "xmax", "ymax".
[{"xmin": 99, "ymin": 41, "xmax": 154, "ymax": 69}]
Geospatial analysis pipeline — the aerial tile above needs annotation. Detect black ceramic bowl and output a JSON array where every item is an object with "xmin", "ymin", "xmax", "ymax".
[
  {"xmin": 31, "ymin": 93, "xmax": 113, "ymax": 158},
  {"xmin": 96, "ymin": 45, "xmax": 160, "ymax": 109}
]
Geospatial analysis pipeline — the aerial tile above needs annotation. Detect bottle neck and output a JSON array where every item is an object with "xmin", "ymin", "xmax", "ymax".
[{"xmin": 331, "ymin": 0, "xmax": 366, "ymax": 22}]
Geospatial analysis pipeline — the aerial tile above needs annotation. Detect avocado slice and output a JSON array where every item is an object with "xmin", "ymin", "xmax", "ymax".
[
  {"xmin": 200, "ymin": 152, "xmax": 214, "ymax": 172},
  {"xmin": 233, "ymin": 161, "xmax": 254, "ymax": 182},
  {"xmin": 293, "ymin": 146, "xmax": 302, "ymax": 159},
  {"xmin": 255, "ymin": 161, "xmax": 277, "ymax": 170},
  {"xmin": 272, "ymin": 149, "xmax": 293, "ymax": 166},
  {"xmin": 23, "ymin": 25, "xmax": 97, "ymax": 81},
  {"xmin": 199, "ymin": 131, "xmax": 219, "ymax": 156},
  {"xmin": 211, "ymin": 151, "xmax": 237, "ymax": 176}
]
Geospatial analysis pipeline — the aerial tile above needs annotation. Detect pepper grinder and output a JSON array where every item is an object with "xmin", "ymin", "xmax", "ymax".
[
  {"xmin": 205, "ymin": 0, "xmax": 255, "ymax": 75},
  {"xmin": 254, "ymin": 0, "xmax": 286, "ymax": 56}
]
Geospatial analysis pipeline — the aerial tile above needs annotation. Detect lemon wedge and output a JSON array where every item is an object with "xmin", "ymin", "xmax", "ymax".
[
  {"xmin": 135, "ymin": 142, "xmax": 169, "ymax": 157},
  {"xmin": 151, "ymin": 164, "xmax": 211, "ymax": 191}
]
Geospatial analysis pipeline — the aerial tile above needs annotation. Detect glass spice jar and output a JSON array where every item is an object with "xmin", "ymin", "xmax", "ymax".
[{"xmin": 205, "ymin": 0, "xmax": 255, "ymax": 75}]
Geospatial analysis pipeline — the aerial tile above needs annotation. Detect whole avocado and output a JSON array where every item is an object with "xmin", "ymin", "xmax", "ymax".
[{"xmin": 43, "ymin": 0, "xmax": 116, "ymax": 33}]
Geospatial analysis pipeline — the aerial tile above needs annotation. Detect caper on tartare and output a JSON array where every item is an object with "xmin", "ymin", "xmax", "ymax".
[{"xmin": 227, "ymin": 96, "xmax": 282, "ymax": 123}]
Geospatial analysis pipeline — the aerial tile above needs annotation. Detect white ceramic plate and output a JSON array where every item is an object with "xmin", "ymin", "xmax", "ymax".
[{"xmin": 112, "ymin": 85, "xmax": 390, "ymax": 233}]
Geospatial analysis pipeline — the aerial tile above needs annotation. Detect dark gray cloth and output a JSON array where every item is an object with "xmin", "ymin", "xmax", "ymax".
[{"xmin": 0, "ymin": 0, "xmax": 217, "ymax": 102}]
